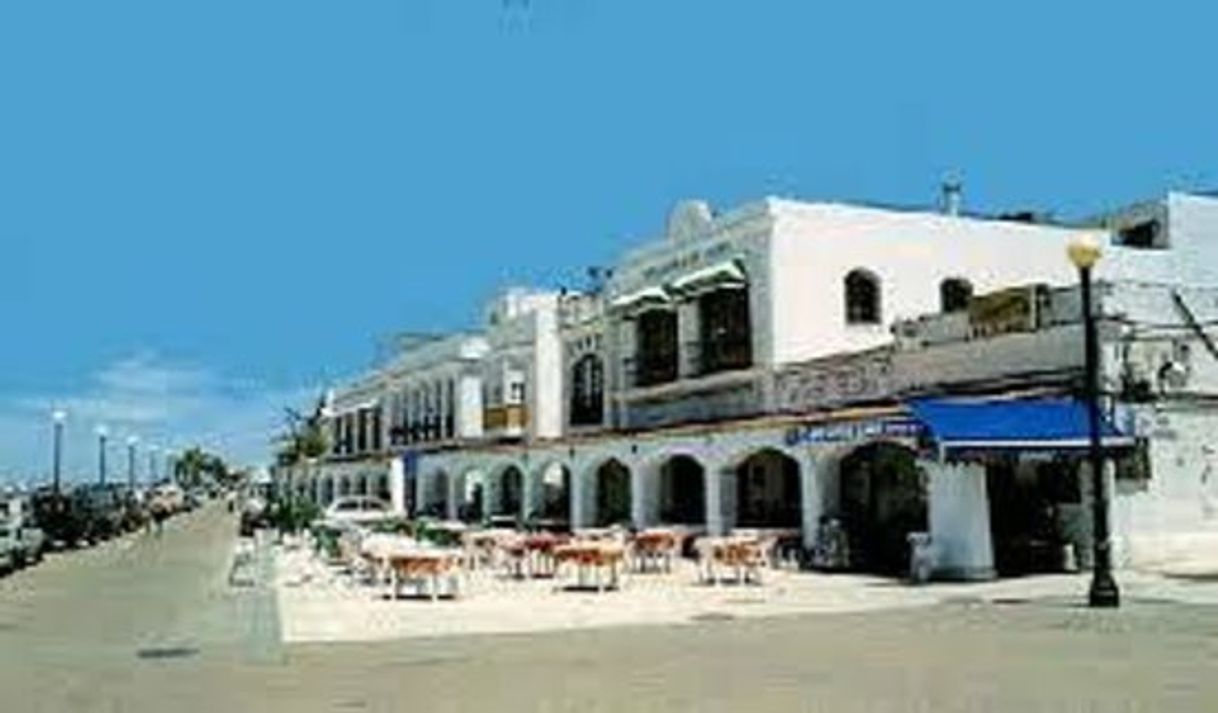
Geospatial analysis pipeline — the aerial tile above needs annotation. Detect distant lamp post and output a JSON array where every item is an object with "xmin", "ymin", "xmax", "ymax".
[
  {"xmin": 1067, "ymin": 233, "xmax": 1120, "ymax": 608},
  {"xmin": 51, "ymin": 410, "xmax": 67, "ymax": 494},
  {"xmin": 126, "ymin": 436, "xmax": 139, "ymax": 491},
  {"xmin": 96, "ymin": 425, "xmax": 109, "ymax": 485}
]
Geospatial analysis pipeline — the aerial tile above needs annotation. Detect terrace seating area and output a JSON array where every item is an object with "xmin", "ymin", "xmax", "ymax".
[
  {"xmin": 299, "ymin": 517, "xmax": 804, "ymax": 604},
  {"xmin": 276, "ymin": 518, "xmax": 1134, "ymax": 644}
]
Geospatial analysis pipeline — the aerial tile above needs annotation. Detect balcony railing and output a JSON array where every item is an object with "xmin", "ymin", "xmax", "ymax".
[{"xmin": 485, "ymin": 404, "xmax": 528, "ymax": 433}]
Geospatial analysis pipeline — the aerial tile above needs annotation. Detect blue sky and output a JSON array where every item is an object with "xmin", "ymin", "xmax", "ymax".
[{"xmin": 1, "ymin": 1, "xmax": 1214, "ymax": 481}]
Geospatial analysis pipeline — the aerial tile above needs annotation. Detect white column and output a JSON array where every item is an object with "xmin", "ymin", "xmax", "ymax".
[
  {"xmin": 388, "ymin": 456, "xmax": 405, "ymax": 515},
  {"xmin": 799, "ymin": 451, "xmax": 822, "ymax": 551},
  {"xmin": 631, "ymin": 464, "xmax": 650, "ymax": 527},
  {"xmin": 446, "ymin": 472, "xmax": 459, "ymax": 521},
  {"xmin": 570, "ymin": 465, "xmax": 587, "ymax": 529},
  {"xmin": 705, "ymin": 464, "xmax": 724, "ymax": 536},
  {"xmin": 925, "ymin": 459, "xmax": 995, "ymax": 581}
]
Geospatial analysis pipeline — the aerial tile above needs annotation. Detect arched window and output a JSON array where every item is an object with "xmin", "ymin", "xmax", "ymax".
[
  {"xmin": 570, "ymin": 354, "xmax": 605, "ymax": 426},
  {"xmin": 845, "ymin": 269, "xmax": 881, "ymax": 325},
  {"xmin": 939, "ymin": 277, "xmax": 973, "ymax": 313}
]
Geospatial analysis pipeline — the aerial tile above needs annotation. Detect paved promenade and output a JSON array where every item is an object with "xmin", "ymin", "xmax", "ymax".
[{"xmin": 2, "ymin": 504, "xmax": 1218, "ymax": 711}]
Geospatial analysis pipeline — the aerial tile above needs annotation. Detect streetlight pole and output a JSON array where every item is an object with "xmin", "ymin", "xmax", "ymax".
[
  {"xmin": 126, "ymin": 436, "xmax": 139, "ymax": 492},
  {"xmin": 1068, "ymin": 234, "xmax": 1121, "ymax": 608},
  {"xmin": 96, "ymin": 425, "xmax": 108, "ymax": 485},
  {"xmin": 51, "ymin": 410, "xmax": 66, "ymax": 494}
]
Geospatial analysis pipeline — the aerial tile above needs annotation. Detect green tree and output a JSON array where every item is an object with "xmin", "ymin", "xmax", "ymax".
[{"xmin": 275, "ymin": 394, "xmax": 327, "ymax": 467}]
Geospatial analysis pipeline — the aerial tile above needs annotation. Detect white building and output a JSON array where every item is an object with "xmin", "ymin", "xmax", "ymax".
[{"xmin": 286, "ymin": 191, "xmax": 1218, "ymax": 580}]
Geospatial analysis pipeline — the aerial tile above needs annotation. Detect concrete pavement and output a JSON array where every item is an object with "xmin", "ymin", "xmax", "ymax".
[{"xmin": 2, "ymin": 503, "xmax": 1218, "ymax": 711}]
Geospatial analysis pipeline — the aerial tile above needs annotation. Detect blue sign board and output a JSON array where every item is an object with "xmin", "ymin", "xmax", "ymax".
[{"xmin": 784, "ymin": 418, "xmax": 923, "ymax": 447}]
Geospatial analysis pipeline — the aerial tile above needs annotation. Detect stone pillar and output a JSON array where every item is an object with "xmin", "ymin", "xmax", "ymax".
[
  {"xmin": 925, "ymin": 459, "xmax": 995, "ymax": 581},
  {"xmin": 446, "ymin": 471, "xmax": 460, "ymax": 521},
  {"xmin": 388, "ymin": 456, "xmax": 406, "ymax": 515},
  {"xmin": 570, "ymin": 465, "xmax": 587, "ymax": 529},
  {"xmin": 631, "ymin": 464, "xmax": 651, "ymax": 527},
  {"xmin": 523, "ymin": 466, "xmax": 544, "ymax": 521},
  {"xmin": 799, "ymin": 451, "xmax": 823, "ymax": 551},
  {"xmin": 717, "ymin": 464, "xmax": 737, "ymax": 533},
  {"xmin": 705, "ymin": 464, "xmax": 725, "ymax": 536}
]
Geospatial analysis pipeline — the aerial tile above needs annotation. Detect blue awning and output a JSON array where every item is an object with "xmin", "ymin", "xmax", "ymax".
[{"xmin": 907, "ymin": 397, "xmax": 1134, "ymax": 453}]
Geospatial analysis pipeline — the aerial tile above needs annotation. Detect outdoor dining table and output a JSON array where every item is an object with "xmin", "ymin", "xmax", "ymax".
[
  {"xmin": 553, "ymin": 541, "xmax": 627, "ymax": 592},
  {"xmin": 694, "ymin": 536, "xmax": 767, "ymax": 586},
  {"xmin": 462, "ymin": 528, "xmax": 516, "ymax": 571},
  {"xmin": 379, "ymin": 546, "xmax": 465, "ymax": 601},
  {"xmin": 499, "ymin": 532, "xmax": 568, "ymax": 578},
  {"xmin": 631, "ymin": 528, "xmax": 682, "ymax": 573}
]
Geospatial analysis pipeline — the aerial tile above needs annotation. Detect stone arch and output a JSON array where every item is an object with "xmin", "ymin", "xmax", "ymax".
[
  {"xmin": 421, "ymin": 468, "xmax": 450, "ymax": 517},
  {"xmin": 654, "ymin": 453, "xmax": 706, "ymax": 525},
  {"xmin": 455, "ymin": 467, "xmax": 487, "ymax": 523},
  {"xmin": 589, "ymin": 457, "xmax": 632, "ymax": 527},
  {"xmin": 488, "ymin": 462, "xmax": 526, "ymax": 520},
  {"xmin": 729, "ymin": 447, "xmax": 803, "ymax": 529},
  {"xmin": 531, "ymin": 460, "xmax": 572, "ymax": 525},
  {"xmin": 834, "ymin": 441, "xmax": 928, "ymax": 575}
]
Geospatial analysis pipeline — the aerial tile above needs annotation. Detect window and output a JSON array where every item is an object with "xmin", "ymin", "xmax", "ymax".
[
  {"xmin": 697, "ymin": 287, "xmax": 752, "ymax": 375},
  {"xmin": 1117, "ymin": 220, "xmax": 1164, "ymax": 249},
  {"xmin": 509, "ymin": 380, "xmax": 526, "ymax": 404},
  {"xmin": 635, "ymin": 309, "xmax": 679, "ymax": 386},
  {"xmin": 845, "ymin": 269, "xmax": 881, "ymax": 325},
  {"xmin": 939, "ymin": 277, "xmax": 973, "ymax": 313},
  {"xmin": 570, "ymin": 355, "xmax": 605, "ymax": 426}
]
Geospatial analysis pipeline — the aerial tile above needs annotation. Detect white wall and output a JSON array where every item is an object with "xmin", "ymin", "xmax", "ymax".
[
  {"xmin": 1168, "ymin": 193, "xmax": 1218, "ymax": 288},
  {"xmin": 769, "ymin": 201, "xmax": 1097, "ymax": 365},
  {"xmin": 1116, "ymin": 405, "xmax": 1218, "ymax": 570}
]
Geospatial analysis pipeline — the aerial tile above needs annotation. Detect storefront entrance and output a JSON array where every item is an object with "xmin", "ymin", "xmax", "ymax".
[
  {"xmin": 985, "ymin": 456, "xmax": 1079, "ymax": 576},
  {"xmin": 839, "ymin": 443, "xmax": 927, "ymax": 575}
]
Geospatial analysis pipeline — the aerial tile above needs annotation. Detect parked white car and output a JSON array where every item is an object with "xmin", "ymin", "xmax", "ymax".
[
  {"xmin": 0, "ymin": 519, "xmax": 46, "ymax": 569},
  {"xmin": 322, "ymin": 496, "xmax": 392, "ymax": 526}
]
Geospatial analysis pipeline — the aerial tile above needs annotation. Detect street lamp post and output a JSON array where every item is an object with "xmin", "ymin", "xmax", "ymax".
[
  {"xmin": 96, "ymin": 425, "xmax": 108, "ymax": 485},
  {"xmin": 1067, "ymin": 234, "xmax": 1121, "ymax": 608},
  {"xmin": 148, "ymin": 445, "xmax": 159, "ymax": 483},
  {"xmin": 126, "ymin": 436, "xmax": 139, "ymax": 491},
  {"xmin": 51, "ymin": 410, "xmax": 67, "ymax": 494}
]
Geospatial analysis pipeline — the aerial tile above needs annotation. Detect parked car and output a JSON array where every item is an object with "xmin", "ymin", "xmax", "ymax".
[
  {"xmin": 0, "ymin": 537, "xmax": 13, "ymax": 573},
  {"xmin": 29, "ymin": 488, "xmax": 86, "ymax": 549},
  {"xmin": 72, "ymin": 484, "xmax": 128, "ymax": 541},
  {"xmin": 0, "ymin": 519, "xmax": 46, "ymax": 568},
  {"xmin": 321, "ymin": 496, "xmax": 392, "ymax": 526}
]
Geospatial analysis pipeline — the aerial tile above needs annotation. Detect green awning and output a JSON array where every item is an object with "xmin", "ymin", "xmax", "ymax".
[{"xmin": 669, "ymin": 259, "xmax": 747, "ymax": 294}]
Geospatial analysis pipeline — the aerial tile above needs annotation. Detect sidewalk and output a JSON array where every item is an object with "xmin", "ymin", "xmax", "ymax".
[{"xmin": 273, "ymin": 545, "xmax": 1218, "ymax": 643}]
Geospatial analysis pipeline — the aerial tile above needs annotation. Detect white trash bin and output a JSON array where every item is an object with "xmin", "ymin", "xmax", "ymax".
[{"xmin": 907, "ymin": 532, "xmax": 935, "ymax": 584}]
